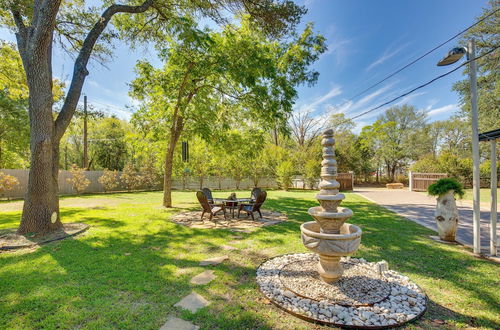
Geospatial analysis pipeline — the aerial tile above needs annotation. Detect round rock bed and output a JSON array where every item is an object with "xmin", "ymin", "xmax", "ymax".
[
  {"xmin": 257, "ymin": 253, "xmax": 427, "ymax": 328},
  {"xmin": 0, "ymin": 223, "xmax": 89, "ymax": 250},
  {"xmin": 171, "ymin": 209, "xmax": 287, "ymax": 230}
]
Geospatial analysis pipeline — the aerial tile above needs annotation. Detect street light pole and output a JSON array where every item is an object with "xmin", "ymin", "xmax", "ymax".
[{"xmin": 468, "ymin": 39, "xmax": 481, "ymax": 254}]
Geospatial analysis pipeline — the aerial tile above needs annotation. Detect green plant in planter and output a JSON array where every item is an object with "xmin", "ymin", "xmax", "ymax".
[
  {"xmin": 427, "ymin": 178, "xmax": 464, "ymax": 242},
  {"xmin": 427, "ymin": 178, "xmax": 464, "ymax": 198}
]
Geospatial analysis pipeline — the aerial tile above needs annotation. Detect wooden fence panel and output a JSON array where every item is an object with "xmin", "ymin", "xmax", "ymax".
[
  {"xmin": 337, "ymin": 172, "xmax": 354, "ymax": 191},
  {"xmin": 0, "ymin": 169, "xmax": 279, "ymax": 200},
  {"xmin": 410, "ymin": 172, "xmax": 448, "ymax": 192},
  {"xmin": 291, "ymin": 172, "xmax": 354, "ymax": 191}
]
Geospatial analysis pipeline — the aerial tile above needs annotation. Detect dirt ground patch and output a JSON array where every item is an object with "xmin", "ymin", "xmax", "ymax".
[
  {"xmin": 171, "ymin": 209, "xmax": 287, "ymax": 230},
  {"xmin": 0, "ymin": 222, "xmax": 89, "ymax": 250}
]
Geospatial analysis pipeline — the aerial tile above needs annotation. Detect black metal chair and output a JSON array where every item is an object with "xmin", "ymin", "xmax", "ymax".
[
  {"xmin": 238, "ymin": 190, "xmax": 267, "ymax": 220},
  {"xmin": 196, "ymin": 191, "xmax": 225, "ymax": 223}
]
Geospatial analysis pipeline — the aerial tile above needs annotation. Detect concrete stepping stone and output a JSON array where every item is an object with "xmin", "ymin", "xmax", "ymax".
[
  {"xmin": 221, "ymin": 244, "xmax": 237, "ymax": 251},
  {"xmin": 190, "ymin": 270, "xmax": 216, "ymax": 285},
  {"xmin": 159, "ymin": 316, "xmax": 199, "ymax": 330},
  {"xmin": 199, "ymin": 255, "xmax": 228, "ymax": 266},
  {"xmin": 174, "ymin": 292, "xmax": 210, "ymax": 313}
]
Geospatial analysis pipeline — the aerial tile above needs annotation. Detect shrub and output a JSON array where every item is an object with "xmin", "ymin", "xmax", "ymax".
[
  {"xmin": 140, "ymin": 161, "xmax": 160, "ymax": 190},
  {"xmin": 411, "ymin": 154, "xmax": 441, "ymax": 173},
  {"xmin": 121, "ymin": 163, "xmax": 143, "ymax": 191},
  {"xmin": 276, "ymin": 160, "xmax": 295, "ymax": 191},
  {"xmin": 427, "ymin": 178, "xmax": 464, "ymax": 198},
  {"xmin": 0, "ymin": 172, "xmax": 19, "ymax": 198},
  {"xmin": 98, "ymin": 169, "xmax": 119, "ymax": 192},
  {"xmin": 67, "ymin": 164, "xmax": 90, "ymax": 194},
  {"xmin": 304, "ymin": 158, "xmax": 320, "ymax": 189}
]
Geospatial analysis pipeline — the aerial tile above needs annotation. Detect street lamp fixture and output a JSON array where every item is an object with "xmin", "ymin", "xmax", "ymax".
[
  {"xmin": 437, "ymin": 47, "xmax": 467, "ymax": 66},
  {"xmin": 437, "ymin": 40, "xmax": 482, "ymax": 255}
]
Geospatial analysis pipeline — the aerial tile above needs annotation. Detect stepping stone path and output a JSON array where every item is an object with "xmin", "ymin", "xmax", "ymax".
[
  {"xmin": 160, "ymin": 316, "xmax": 199, "ymax": 330},
  {"xmin": 199, "ymin": 255, "xmax": 228, "ymax": 266},
  {"xmin": 190, "ymin": 270, "xmax": 216, "ymax": 285},
  {"xmin": 231, "ymin": 235, "xmax": 244, "ymax": 239},
  {"xmin": 221, "ymin": 244, "xmax": 237, "ymax": 251},
  {"xmin": 174, "ymin": 292, "xmax": 210, "ymax": 313},
  {"xmin": 175, "ymin": 268, "xmax": 193, "ymax": 276}
]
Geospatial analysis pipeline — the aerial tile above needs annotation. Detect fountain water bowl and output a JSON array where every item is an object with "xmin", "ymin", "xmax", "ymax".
[{"xmin": 300, "ymin": 129, "xmax": 362, "ymax": 283}]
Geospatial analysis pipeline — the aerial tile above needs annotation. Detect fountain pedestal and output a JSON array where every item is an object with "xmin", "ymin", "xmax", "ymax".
[{"xmin": 301, "ymin": 129, "xmax": 361, "ymax": 282}]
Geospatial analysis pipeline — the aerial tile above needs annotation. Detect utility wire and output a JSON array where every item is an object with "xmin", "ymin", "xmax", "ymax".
[
  {"xmin": 346, "ymin": 45, "xmax": 499, "ymax": 122},
  {"xmin": 330, "ymin": 7, "xmax": 499, "ymax": 113}
]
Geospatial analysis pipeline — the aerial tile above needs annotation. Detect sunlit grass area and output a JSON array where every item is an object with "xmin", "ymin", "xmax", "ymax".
[
  {"xmin": 0, "ymin": 190, "xmax": 498, "ymax": 329},
  {"xmin": 462, "ymin": 188, "xmax": 497, "ymax": 205}
]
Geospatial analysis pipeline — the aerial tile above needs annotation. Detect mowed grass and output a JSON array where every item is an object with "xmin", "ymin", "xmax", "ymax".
[
  {"xmin": 463, "ymin": 188, "xmax": 497, "ymax": 205},
  {"xmin": 0, "ymin": 190, "xmax": 499, "ymax": 329}
]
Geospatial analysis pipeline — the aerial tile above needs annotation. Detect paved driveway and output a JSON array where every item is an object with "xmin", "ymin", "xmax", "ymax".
[{"xmin": 355, "ymin": 187, "xmax": 498, "ymax": 255}]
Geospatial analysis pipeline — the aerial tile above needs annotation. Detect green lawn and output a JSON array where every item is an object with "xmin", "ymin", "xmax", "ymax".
[
  {"xmin": 0, "ymin": 190, "xmax": 499, "ymax": 329},
  {"xmin": 463, "ymin": 188, "xmax": 497, "ymax": 205}
]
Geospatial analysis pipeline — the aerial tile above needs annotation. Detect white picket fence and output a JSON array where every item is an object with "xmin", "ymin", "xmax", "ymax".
[{"xmin": 0, "ymin": 169, "xmax": 278, "ymax": 199}]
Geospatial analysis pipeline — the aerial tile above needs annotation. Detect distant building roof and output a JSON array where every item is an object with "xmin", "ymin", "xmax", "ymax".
[{"xmin": 479, "ymin": 128, "xmax": 500, "ymax": 142}]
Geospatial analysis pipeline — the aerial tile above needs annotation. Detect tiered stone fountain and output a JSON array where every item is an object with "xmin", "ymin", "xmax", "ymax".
[
  {"xmin": 301, "ymin": 129, "xmax": 362, "ymax": 283},
  {"xmin": 256, "ymin": 129, "xmax": 427, "ymax": 328}
]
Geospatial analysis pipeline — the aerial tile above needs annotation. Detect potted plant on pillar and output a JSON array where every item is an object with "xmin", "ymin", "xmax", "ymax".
[{"xmin": 427, "ymin": 178, "xmax": 465, "ymax": 242}]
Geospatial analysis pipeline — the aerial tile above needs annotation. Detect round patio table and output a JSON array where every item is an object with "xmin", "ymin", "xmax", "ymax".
[{"xmin": 220, "ymin": 198, "xmax": 252, "ymax": 218}]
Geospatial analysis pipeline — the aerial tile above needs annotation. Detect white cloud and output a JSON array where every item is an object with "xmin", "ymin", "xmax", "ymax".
[
  {"xmin": 300, "ymin": 85, "xmax": 342, "ymax": 113},
  {"xmin": 427, "ymin": 104, "xmax": 458, "ymax": 117},
  {"xmin": 326, "ymin": 82, "xmax": 397, "ymax": 116},
  {"xmin": 366, "ymin": 43, "xmax": 410, "ymax": 71}
]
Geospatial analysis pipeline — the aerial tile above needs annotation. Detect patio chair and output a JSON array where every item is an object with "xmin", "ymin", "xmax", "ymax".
[
  {"xmin": 250, "ymin": 187, "xmax": 262, "ymax": 202},
  {"xmin": 202, "ymin": 188, "xmax": 214, "ymax": 203},
  {"xmin": 196, "ymin": 191, "xmax": 225, "ymax": 223},
  {"xmin": 238, "ymin": 190, "xmax": 267, "ymax": 220}
]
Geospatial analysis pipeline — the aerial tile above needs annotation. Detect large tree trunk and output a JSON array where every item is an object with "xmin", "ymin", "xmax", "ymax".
[
  {"xmin": 11, "ymin": 0, "xmax": 153, "ymax": 234},
  {"xmin": 163, "ymin": 119, "xmax": 183, "ymax": 207},
  {"xmin": 18, "ymin": 39, "xmax": 63, "ymax": 234}
]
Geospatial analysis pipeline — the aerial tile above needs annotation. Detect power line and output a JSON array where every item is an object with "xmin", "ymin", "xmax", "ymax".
[
  {"xmin": 346, "ymin": 45, "xmax": 499, "ymax": 122},
  {"xmin": 330, "ymin": 7, "xmax": 499, "ymax": 113}
]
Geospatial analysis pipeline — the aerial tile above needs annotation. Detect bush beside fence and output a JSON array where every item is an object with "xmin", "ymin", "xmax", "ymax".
[{"xmin": 0, "ymin": 169, "xmax": 279, "ymax": 200}]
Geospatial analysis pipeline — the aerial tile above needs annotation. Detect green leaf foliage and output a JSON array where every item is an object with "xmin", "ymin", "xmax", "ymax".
[{"xmin": 428, "ymin": 178, "xmax": 465, "ymax": 198}]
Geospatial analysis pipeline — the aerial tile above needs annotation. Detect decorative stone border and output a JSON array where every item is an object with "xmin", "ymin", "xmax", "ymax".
[
  {"xmin": 0, "ymin": 223, "xmax": 89, "ymax": 250},
  {"xmin": 256, "ymin": 253, "xmax": 427, "ymax": 328},
  {"xmin": 171, "ymin": 209, "xmax": 287, "ymax": 230}
]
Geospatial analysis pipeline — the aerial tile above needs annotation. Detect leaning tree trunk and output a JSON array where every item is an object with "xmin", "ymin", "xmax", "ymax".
[
  {"xmin": 434, "ymin": 190, "xmax": 459, "ymax": 241},
  {"xmin": 18, "ymin": 40, "xmax": 63, "ymax": 234},
  {"xmin": 163, "ymin": 119, "xmax": 183, "ymax": 207}
]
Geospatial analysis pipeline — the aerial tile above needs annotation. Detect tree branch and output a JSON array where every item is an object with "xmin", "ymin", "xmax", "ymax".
[{"xmin": 55, "ymin": 0, "xmax": 154, "ymax": 140}]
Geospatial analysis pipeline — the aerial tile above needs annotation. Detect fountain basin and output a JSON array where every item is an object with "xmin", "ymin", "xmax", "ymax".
[
  {"xmin": 307, "ymin": 206, "xmax": 353, "ymax": 233},
  {"xmin": 301, "ymin": 221, "xmax": 361, "ymax": 256},
  {"xmin": 301, "ymin": 221, "xmax": 362, "ymax": 283}
]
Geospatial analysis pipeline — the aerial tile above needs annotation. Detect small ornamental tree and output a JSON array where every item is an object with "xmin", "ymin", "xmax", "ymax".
[
  {"xmin": 98, "ymin": 169, "xmax": 119, "ymax": 193},
  {"xmin": 67, "ymin": 164, "xmax": 90, "ymax": 194},
  {"xmin": 0, "ymin": 171, "xmax": 19, "ymax": 199},
  {"xmin": 121, "ymin": 163, "xmax": 143, "ymax": 191},
  {"xmin": 276, "ymin": 160, "xmax": 295, "ymax": 191}
]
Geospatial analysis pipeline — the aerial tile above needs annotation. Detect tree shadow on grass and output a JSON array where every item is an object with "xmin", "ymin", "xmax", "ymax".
[
  {"xmin": 0, "ymin": 207, "xmax": 324, "ymax": 329},
  {"xmin": 0, "ymin": 193, "xmax": 498, "ymax": 329}
]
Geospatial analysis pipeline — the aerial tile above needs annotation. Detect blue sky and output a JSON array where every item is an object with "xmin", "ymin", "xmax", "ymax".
[{"xmin": 0, "ymin": 0, "xmax": 489, "ymax": 132}]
